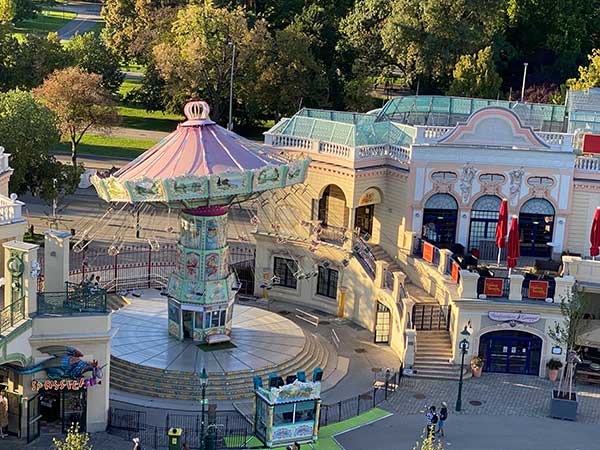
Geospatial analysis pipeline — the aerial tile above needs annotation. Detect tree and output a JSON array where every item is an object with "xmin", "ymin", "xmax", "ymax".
[
  {"xmin": 14, "ymin": 33, "xmax": 70, "ymax": 89},
  {"xmin": 13, "ymin": 0, "xmax": 36, "ymax": 23},
  {"xmin": 548, "ymin": 287, "xmax": 590, "ymax": 400},
  {"xmin": 65, "ymin": 32, "xmax": 125, "ymax": 93},
  {"xmin": 567, "ymin": 49, "xmax": 600, "ymax": 91},
  {"xmin": 53, "ymin": 423, "xmax": 92, "ymax": 450},
  {"xmin": 447, "ymin": 47, "xmax": 502, "ymax": 99},
  {"xmin": 381, "ymin": 0, "xmax": 505, "ymax": 92},
  {"xmin": 152, "ymin": 2, "xmax": 254, "ymax": 122},
  {"xmin": 0, "ymin": 90, "xmax": 81, "ymax": 203},
  {"xmin": 0, "ymin": 0, "xmax": 16, "ymax": 24},
  {"xmin": 34, "ymin": 67, "xmax": 119, "ymax": 165}
]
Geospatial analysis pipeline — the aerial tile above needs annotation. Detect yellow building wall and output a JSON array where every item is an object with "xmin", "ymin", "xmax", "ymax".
[
  {"xmin": 377, "ymin": 170, "xmax": 411, "ymax": 259},
  {"xmin": 566, "ymin": 189, "xmax": 600, "ymax": 255}
]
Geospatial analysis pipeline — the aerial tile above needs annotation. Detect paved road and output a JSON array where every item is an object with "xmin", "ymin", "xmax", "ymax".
[
  {"xmin": 52, "ymin": 1, "xmax": 102, "ymax": 41},
  {"xmin": 335, "ymin": 413, "xmax": 598, "ymax": 450}
]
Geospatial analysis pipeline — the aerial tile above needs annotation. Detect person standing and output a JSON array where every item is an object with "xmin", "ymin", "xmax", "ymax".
[
  {"xmin": 437, "ymin": 402, "xmax": 448, "ymax": 437},
  {"xmin": 0, "ymin": 391, "xmax": 8, "ymax": 438},
  {"xmin": 425, "ymin": 405, "xmax": 437, "ymax": 439}
]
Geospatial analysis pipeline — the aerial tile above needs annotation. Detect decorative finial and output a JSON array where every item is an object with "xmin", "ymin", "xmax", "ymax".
[{"xmin": 184, "ymin": 101, "xmax": 211, "ymax": 120}]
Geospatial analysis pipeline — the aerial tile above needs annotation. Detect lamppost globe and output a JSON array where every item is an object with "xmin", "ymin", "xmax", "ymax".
[{"xmin": 199, "ymin": 368, "xmax": 209, "ymax": 387}]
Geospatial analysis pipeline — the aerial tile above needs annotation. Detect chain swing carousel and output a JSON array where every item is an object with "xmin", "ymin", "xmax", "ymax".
[{"xmin": 91, "ymin": 101, "xmax": 310, "ymax": 343}]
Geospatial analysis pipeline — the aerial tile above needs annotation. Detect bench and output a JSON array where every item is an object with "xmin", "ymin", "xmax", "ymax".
[
  {"xmin": 206, "ymin": 333, "xmax": 231, "ymax": 345},
  {"xmin": 576, "ymin": 370, "xmax": 600, "ymax": 384}
]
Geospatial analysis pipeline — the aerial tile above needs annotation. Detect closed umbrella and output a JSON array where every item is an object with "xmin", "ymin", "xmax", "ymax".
[
  {"xmin": 506, "ymin": 216, "xmax": 520, "ymax": 273},
  {"xmin": 591, "ymin": 207, "xmax": 600, "ymax": 259},
  {"xmin": 495, "ymin": 199, "xmax": 508, "ymax": 265}
]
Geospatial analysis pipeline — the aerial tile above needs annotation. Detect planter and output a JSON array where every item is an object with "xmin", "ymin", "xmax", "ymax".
[
  {"xmin": 548, "ymin": 368, "xmax": 559, "ymax": 382},
  {"xmin": 471, "ymin": 366, "xmax": 482, "ymax": 377},
  {"xmin": 550, "ymin": 390, "xmax": 578, "ymax": 421}
]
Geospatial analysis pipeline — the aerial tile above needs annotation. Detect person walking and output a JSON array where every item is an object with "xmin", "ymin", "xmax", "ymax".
[
  {"xmin": 132, "ymin": 437, "xmax": 143, "ymax": 450},
  {"xmin": 437, "ymin": 402, "xmax": 448, "ymax": 437},
  {"xmin": 425, "ymin": 405, "xmax": 438, "ymax": 439},
  {"xmin": 0, "ymin": 391, "xmax": 8, "ymax": 438}
]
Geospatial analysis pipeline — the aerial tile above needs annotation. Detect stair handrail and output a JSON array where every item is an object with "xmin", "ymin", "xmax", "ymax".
[{"xmin": 295, "ymin": 308, "xmax": 319, "ymax": 327}]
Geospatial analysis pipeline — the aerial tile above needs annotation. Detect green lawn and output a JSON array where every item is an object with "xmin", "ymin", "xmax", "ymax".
[
  {"xmin": 54, "ymin": 134, "xmax": 158, "ymax": 159},
  {"xmin": 119, "ymin": 79, "xmax": 142, "ymax": 97},
  {"xmin": 117, "ymin": 105, "xmax": 183, "ymax": 133},
  {"xmin": 235, "ymin": 408, "xmax": 392, "ymax": 450},
  {"xmin": 13, "ymin": 9, "xmax": 76, "ymax": 35}
]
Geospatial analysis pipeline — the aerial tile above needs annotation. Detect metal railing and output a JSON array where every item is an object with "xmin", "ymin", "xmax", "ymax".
[
  {"xmin": 521, "ymin": 277, "xmax": 556, "ymax": 301},
  {"xmin": 318, "ymin": 225, "xmax": 348, "ymax": 246},
  {"xmin": 353, "ymin": 238, "xmax": 376, "ymax": 279},
  {"xmin": 0, "ymin": 297, "xmax": 25, "ymax": 334},
  {"xmin": 411, "ymin": 304, "xmax": 451, "ymax": 331},
  {"xmin": 331, "ymin": 328, "xmax": 341, "ymax": 349},
  {"xmin": 384, "ymin": 269, "xmax": 394, "ymax": 290},
  {"xmin": 295, "ymin": 308, "xmax": 319, "ymax": 327},
  {"xmin": 37, "ymin": 282, "xmax": 108, "ymax": 315}
]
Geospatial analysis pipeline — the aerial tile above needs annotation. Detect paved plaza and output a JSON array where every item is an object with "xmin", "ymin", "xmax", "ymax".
[{"xmin": 384, "ymin": 373, "xmax": 600, "ymax": 424}]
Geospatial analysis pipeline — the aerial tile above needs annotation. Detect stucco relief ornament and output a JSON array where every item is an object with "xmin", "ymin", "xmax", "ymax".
[
  {"xmin": 508, "ymin": 168, "xmax": 525, "ymax": 205},
  {"xmin": 459, "ymin": 164, "xmax": 477, "ymax": 204}
]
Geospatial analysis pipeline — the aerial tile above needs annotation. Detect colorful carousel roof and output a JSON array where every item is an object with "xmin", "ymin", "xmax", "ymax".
[{"xmin": 92, "ymin": 101, "xmax": 310, "ymax": 206}]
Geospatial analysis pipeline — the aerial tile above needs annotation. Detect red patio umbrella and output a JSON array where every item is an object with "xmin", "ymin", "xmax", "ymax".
[
  {"xmin": 506, "ymin": 216, "xmax": 520, "ymax": 271},
  {"xmin": 495, "ymin": 199, "xmax": 508, "ymax": 265},
  {"xmin": 591, "ymin": 207, "xmax": 600, "ymax": 258}
]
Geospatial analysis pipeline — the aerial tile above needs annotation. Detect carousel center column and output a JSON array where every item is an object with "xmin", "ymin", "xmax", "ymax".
[{"xmin": 167, "ymin": 205, "xmax": 235, "ymax": 342}]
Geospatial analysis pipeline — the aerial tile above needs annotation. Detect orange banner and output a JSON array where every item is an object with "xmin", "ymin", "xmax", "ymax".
[
  {"xmin": 451, "ymin": 262, "xmax": 460, "ymax": 283},
  {"xmin": 484, "ymin": 278, "xmax": 504, "ymax": 297},
  {"xmin": 423, "ymin": 242, "xmax": 434, "ymax": 263},
  {"xmin": 528, "ymin": 280, "xmax": 549, "ymax": 299}
]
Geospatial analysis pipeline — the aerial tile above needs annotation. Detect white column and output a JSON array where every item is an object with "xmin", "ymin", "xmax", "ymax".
[
  {"xmin": 3, "ymin": 241, "xmax": 39, "ymax": 316},
  {"xmin": 551, "ymin": 216, "xmax": 566, "ymax": 256},
  {"xmin": 508, "ymin": 274, "xmax": 524, "ymax": 301},
  {"xmin": 458, "ymin": 270, "xmax": 479, "ymax": 300},
  {"xmin": 43, "ymin": 230, "xmax": 71, "ymax": 293},
  {"xmin": 412, "ymin": 209, "xmax": 423, "ymax": 235}
]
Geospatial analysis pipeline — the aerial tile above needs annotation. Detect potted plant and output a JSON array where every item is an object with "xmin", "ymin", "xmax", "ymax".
[
  {"xmin": 546, "ymin": 359, "xmax": 563, "ymax": 382},
  {"xmin": 470, "ymin": 356, "xmax": 484, "ymax": 377},
  {"xmin": 548, "ymin": 287, "xmax": 590, "ymax": 421}
]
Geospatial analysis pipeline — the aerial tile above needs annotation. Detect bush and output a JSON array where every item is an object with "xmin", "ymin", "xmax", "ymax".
[
  {"xmin": 470, "ymin": 356, "xmax": 484, "ymax": 368},
  {"xmin": 546, "ymin": 358, "xmax": 563, "ymax": 370}
]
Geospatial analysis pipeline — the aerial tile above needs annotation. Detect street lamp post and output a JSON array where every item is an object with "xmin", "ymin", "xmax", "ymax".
[
  {"xmin": 520, "ymin": 62, "xmax": 528, "ymax": 102},
  {"xmin": 455, "ymin": 326, "xmax": 471, "ymax": 412},
  {"xmin": 199, "ymin": 368, "xmax": 209, "ymax": 449},
  {"xmin": 227, "ymin": 41, "xmax": 236, "ymax": 131}
]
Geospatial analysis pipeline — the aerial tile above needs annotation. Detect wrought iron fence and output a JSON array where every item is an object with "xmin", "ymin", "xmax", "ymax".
[
  {"xmin": 352, "ymin": 238, "xmax": 376, "ymax": 279},
  {"xmin": 521, "ymin": 276, "xmax": 556, "ymax": 301},
  {"xmin": 411, "ymin": 304, "xmax": 451, "ymax": 331},
  {"xmin": 477, "ymin": 276, "xmax": 510, "ymax": 298},
  {"xmin": 0, "ymin": 297, "xmax": 25, "ymax": 333}
]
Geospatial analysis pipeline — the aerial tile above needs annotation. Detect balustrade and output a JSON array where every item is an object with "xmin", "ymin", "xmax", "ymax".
[{"xmin": 575, "ymin": 156, "xmax": 600, "ymax": 172}]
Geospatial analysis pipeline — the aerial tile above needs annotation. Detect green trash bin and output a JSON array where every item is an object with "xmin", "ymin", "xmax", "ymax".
[{"xmin": 168, "ymin": 427, "xmax": 183, "ymax": 450}]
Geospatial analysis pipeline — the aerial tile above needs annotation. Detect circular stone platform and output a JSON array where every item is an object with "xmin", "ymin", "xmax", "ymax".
[{"xmin": 111, "ymin": 289, "xmax": 306, "ymax": 373}]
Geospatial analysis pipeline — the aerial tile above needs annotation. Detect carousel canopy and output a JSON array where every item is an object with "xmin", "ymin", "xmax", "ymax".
[{"xmin": 92, "ymin": 101, "xmax": 309, "ymax": 206}]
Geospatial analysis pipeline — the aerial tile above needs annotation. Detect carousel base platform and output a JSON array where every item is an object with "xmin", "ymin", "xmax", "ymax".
[{"xmin": 110, "ymin": 289, "xmax": 332, "ymax": 401}]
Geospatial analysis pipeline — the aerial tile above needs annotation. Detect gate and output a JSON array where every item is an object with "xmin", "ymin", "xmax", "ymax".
[
  {"xmin": 411, "ymin": 304, "xmax": 451, "ymax": 330},
  {"xmin": 27, "ymin": 394, "xmax": 40, "ymax": 443},
  {"xmin": 374, "ymin": 302, "xmax": 390, "ymax": 343}
]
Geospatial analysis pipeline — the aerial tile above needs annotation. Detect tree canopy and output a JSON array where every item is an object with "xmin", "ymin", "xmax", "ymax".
[
  {"xmin": 448, "ymin": 47, "xmax": 503, "ymax": 99},
  {"xmin": 0, "ymin": 90, "xmax": 81, "ymax": 203}
]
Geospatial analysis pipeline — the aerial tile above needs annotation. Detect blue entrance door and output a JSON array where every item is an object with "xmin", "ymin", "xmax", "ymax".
[{"xmin": 478, "ymin": 331, "xmax": 542, "ymax": 375}]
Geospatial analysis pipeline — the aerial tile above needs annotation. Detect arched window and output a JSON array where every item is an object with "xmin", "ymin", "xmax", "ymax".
[
  {"xmin": 423, "ymin": 193, "xmax": 458, "ymax": 248},
  {"xmin": 527, "ymin": 176, "xmax": 554, "ymax": 187},
  {"xmin": 519, "ymin": 198, "xmax": 555, "ymax": 257},
  {"xmin": 317, "ymin": 185, "xmax": 347, "ymax": 228},
  {"xmin": 468, "ymin": 195, "xmax": 502, "ymax": 251},
  {"xmin": 479, "ymin": 173, "xmax": 506, "ymax": 183},
  {"xmin": 431, "ymin": 171, "xmax": 457, "ymax": 182}
]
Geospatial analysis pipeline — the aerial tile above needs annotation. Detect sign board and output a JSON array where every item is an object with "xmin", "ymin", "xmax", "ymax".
[
  {"xmin": 583, "ymin": 134, "xmax": 600, "ymax": 154},
  {"xmin": 483, "ymin": 278, "xmax": 505, "ymax": 297},
  {"xmin": 358, "ymin": 188, "xmax": 382, "ymax": 206},
  {"xmin": 31, "ymin": 377, "xmax": 99, "ymax": 391},
  {"xmin": 488, "ymin": 311, "xmax": 541, "ymax": 323},
  {"xmin": 423, "ymin": 242, "xmax": 434, "ymax": 263},
  {"xmin": 451, "ymin": 262, "xmax": 460, "ymax": 283},
  {"xmin": 528, "ymin": 280, "xmax": 549, "ymax": 299}
]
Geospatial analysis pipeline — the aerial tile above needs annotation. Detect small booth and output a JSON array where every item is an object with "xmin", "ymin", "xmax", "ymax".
[{"xmin": 253, "ymin": 369, "xmax": 322, "ymax": 448}]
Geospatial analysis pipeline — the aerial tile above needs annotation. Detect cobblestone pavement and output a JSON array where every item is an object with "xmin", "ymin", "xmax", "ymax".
[{"xmin": 384, "ymin": 373, "xmax": 600, "ymax": 423}]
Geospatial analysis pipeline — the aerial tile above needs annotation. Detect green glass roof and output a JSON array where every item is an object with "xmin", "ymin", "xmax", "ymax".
[{"xmin": 377, "ymin": 95, "xmax": 566, "ymax": 131}]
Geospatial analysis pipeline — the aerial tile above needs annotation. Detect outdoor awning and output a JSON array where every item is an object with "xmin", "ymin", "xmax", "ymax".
[{"xmin": 358, "ymin": 188, "xmax": 382, "ymax": 206}]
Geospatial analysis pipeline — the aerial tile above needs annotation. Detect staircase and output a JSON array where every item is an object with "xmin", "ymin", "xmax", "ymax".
[
  {"xmin": 110, "ymin": 332, "xmax": 332, "ymax": 402},
  {"xmin": 369, "ymin": 244, "xmax": 468, "ymax": 380},
  {"xmin": 107, "ymin": 294, "xmax": 129, "ymax": 311}
]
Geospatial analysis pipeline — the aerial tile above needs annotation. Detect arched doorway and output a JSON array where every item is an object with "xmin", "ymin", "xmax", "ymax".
[
  {"xmin": 356, "ymin": 188, "xmax": 382, "ymax": 236},
  {"xmin": 519, "ymin": 198, "xmax": 555, "ymax": 257},
  {"xmin": 478, "ymin": 330, "xmax": 543, "ymax": 375},
  {"xmin": 318, "ymin": 185, "xmax": 348, "ymax": 228},
  {"xmin": 422, "ymin": 193, "xmax": 458, "ymax": 248},
  {"xmin": 468, "ymin": 195, "xmax": 502, "ymax": 252}
]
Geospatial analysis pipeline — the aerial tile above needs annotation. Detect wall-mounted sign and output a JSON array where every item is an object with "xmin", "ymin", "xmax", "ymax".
[
  {"xmin": 31, "ymin": 375, "xmax": 101, "ymax": 391},
  {"xmin": 528, "ymin": 280, "xmax": 549, "ymax": 299},
  {"xmin": 488, "ymin": 311, "xmax": 541, "ymax": 323},
  {"xmin": 358, "ymin": 188, "xmax": 382, "ymax": 206},
  {"xmin": 483, "ymin": 278, "xmax": 504, "ymax": 297},
  {"xmin": 451, "ymin": 262, "xmax": 460, "ymax": 283},
  {"xmin": 552, "ymin": 346, "xmax": 563, "ymax": 355},
  {"xmin": 423, "ymin": 242, "xmax": 434, "ymax": 263}
]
